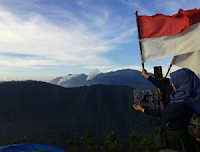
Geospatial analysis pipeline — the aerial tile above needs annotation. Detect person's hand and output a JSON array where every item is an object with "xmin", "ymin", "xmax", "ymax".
[
  {"xmin": 133, "ymin": 104, "xmax": 144, "ymax": 112},
  {"xmin": 142, "ymin": 68, "xmax": 149, "ymax": 79},
  {"xmin": 196, "ymin": 137, "xmax": 200, "ymax": 143}
]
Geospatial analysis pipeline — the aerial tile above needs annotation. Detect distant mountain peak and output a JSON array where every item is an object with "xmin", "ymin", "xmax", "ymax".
[
  {"xmin": 49, "ymin": 69, "xmax": 154, "ymax": 89},
  {"xmin": 58, "ymin": 74, "xmax": 80, "ymax": 85}
]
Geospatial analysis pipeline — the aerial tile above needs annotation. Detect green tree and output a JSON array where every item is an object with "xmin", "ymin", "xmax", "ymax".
[
  {"xmin": 101, "ymin": 131, "xmax": 124, "ymax": 152},
  {"xmin": 12, "ymin": 136, "xmax": 34, "ymax": 144},
  {"xmin": 82, "ymin": 131, "xmax": 103, "ymax": 152},
  {"xmin": 137, "ymin": 134, "xmax": 158, "ymax": 152},
  {"xmin": 127, "ymin": 132, "xmax": 141, "ymax": 152},
  {"xmin": 66, "ymin": 133, "xmax": 82, "ymax": 152}
]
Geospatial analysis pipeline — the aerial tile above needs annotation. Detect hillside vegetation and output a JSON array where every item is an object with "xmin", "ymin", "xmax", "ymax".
[{"xmin": 0, "ymin": 81, "xmax": 156, "ymax": 149}]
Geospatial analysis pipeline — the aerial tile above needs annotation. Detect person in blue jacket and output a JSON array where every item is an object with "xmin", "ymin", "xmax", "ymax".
[{"xmin": 133, "ymin": 68, "xmax": 200, "ymax": 152}]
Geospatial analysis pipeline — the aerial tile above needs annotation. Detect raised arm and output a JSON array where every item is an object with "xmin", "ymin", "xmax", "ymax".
[{"xmin": 142, "ymin": 69, "xmax": 172, "ymax": 93}]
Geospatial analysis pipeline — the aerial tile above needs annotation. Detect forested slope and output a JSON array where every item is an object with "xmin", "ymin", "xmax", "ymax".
[{"xmin": 0, "ymin": 81, "xmax": 156, "ymax": 149}]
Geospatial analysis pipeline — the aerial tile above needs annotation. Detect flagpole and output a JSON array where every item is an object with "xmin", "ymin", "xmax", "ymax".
[
  {"xmin": 135, "ymin": 11, "xmax": 144, "ymax": 69},
  {"xmin": 165, "ymin": 56, "xmax": 176, "ymax": 78}
]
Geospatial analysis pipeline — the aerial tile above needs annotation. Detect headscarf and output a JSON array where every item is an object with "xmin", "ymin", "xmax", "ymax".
[{"xmin": 170, "ymin": 68, "xmax": 200, "ymax": 115}]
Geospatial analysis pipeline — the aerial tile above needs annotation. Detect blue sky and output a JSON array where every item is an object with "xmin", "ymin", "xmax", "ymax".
[{"xmin": 0, "ymin": 0, "xmax": 199, "ymax": 81}]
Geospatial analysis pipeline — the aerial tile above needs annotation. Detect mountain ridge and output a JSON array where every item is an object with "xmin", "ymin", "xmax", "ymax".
[
  {"xmin": 50, "ymin": 69, "xmax": 154, "ymax": 89},
  {"xmin": 0, "ymin": 81, "xmax": 156, "ymax": 149}
]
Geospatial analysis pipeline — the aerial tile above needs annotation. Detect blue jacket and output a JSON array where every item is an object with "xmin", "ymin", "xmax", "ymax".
[
  {"xmin": 144, "ymin": 103, "xmax": 193, "ymax": 130},
  {"xmin": 145, "ymin": 76, "xmax": 193, "ymax": 131}
]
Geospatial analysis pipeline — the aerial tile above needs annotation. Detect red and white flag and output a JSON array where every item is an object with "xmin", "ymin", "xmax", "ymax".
[
  {"xmin": 136, "ymin": 8, "xmax": 200, "ymax": 77},
  {"xmin": 137, "ymin": 8, "xmax": 200, "ymax": 62},
  {"xmin": 172, "ymin": 51, "xmax": 200, "ymax": 78}
]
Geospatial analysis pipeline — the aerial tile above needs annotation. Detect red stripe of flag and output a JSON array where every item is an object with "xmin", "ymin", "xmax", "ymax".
[{"xmin": 137, "ymin": 9, "xmax": 200, "ymax": 39}]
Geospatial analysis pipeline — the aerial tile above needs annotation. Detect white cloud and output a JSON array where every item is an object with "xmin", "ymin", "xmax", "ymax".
[
  {"xmin": 154, "ymin": 1, "xmax": 183, "ymax": 14},
  {"xmin": 154, "ymin": 0, "xmax": 200, "ymax": 15},
  {"xmin": 120, "ymin": 0, "xmax": 153, "ymax": 15},
  {"xmin": 86, "ymin": 69, "xmax": 100, "ymax": 81},
  {"xmin": 0, "ymin": 3, "xmax": 134, "ymax": 69}
]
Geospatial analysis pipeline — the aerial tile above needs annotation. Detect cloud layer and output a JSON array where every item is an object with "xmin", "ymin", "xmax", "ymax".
[
  {"xmin": 0, "ymin": 1, "xmax": 135, "ymax": 71},
  {"xmin": 0, "ymin": 0, "xmax": 199, "ymax": 81}
]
